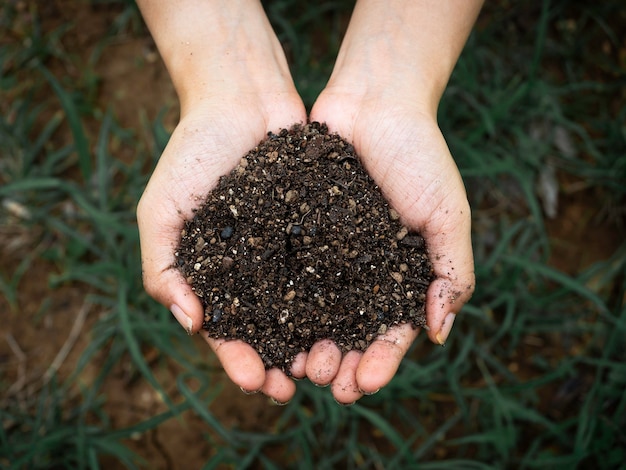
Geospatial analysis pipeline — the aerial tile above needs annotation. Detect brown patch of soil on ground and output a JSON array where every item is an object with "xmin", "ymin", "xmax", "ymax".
[
  {"xmin": 177, "ymin": 122, "xmax": 433, "ymax": 371},
  {"xmin": 3, "ymin": 2, "xmax": 624, "ymax": 468},
  {"xmin": 545, "ymin": 182, "xmax": 623, "ymax": 275},
  {"xmin": 97, "ymin": 337, "xmax": 283, "ymax": 470}
]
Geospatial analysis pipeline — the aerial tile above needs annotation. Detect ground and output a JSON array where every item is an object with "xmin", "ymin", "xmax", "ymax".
[{"xmin": 1, "ymin": 1, "xmax": 625, "ymax": 468}]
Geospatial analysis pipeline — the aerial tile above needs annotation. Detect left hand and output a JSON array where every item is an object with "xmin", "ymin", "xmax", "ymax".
[{"xmin": 304, "ymin": 88, "xmax": 475, "ymax": 404}]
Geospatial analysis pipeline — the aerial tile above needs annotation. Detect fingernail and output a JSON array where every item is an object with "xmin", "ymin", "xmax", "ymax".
[
  {"xmin": 359, "ymin": 388, "xmax": 380, "ymax": 396},
  {"xmin": 271, "ymin": 397, "xmax": 290, "ymax": 406},
  {"xmin": 334, "ymin": 398, "xmax": 356, "ymax": 407},
  {"xmin": 170, "ymin": 304, "xmax": 193, "ymax": 335},
  {"xmin": 240, "ymin": 386, "xmax": 259, "ymax": 395},
  {"xmin": 313, "ymin": 382, "xmax": 330, "ymax": 388},
  {"xmin": 436, "ymin": 312, "xmax": 456, "ymax": 346}
]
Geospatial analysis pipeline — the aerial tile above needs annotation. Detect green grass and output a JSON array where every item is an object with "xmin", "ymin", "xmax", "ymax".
[{"xmin": 1, "ymin": 0, "xmax": 625, "ymax": 468}]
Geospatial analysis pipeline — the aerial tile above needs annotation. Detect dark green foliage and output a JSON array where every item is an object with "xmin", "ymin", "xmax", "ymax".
[{"xmin": 1, "ymin": 0, "xmax": 624, "ymax": 468}]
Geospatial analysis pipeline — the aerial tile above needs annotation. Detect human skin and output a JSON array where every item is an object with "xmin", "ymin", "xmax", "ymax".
[
  {"xmin": 136, "ymin": 0, "xmax": 307, "ymax": 402},
  {"xmin": 306, "ymin": 0, "xmax": 483, "ymax": 404},
  {"xmin": 136, "ymin": 0, "xmax": 482, "ymax": 405}
]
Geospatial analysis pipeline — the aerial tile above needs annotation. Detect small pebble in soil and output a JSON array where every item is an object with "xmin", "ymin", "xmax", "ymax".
[{"xmin": 175, "ymin": 122, "xmax": 434, "ymax": 372}]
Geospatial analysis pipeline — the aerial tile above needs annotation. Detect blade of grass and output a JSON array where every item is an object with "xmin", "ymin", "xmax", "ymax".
[
  {"xmin": 37, "ymin": 65, "xmax": 92, "ymax": 182},
  {"xmin": 0, "ymin": 177, "xmax": 63, "ymax": 195},
  {"xmin": 24, "ymin": 110, "xmax": 64, "ymax": 173},
  {"xmin": 350, "ymin": 404, "xmax": 415, "ymax": 463},
  {"xmin": 176, "ymin": 374, "xmax": 232, "ymax": 443},
  {"xmin": 504, "ymin": 255, "xmax": 611, "ymax": 319},
  {"xmin": 0, "ymin": 252, "xmax": 36, "ymax": 312},
  {"xmin": 116, "ymin": 285, "xmax": 175, "ymax": 410},
  {"xmin": 95, "ymin": 110, "xmax": 113, "ymax": 211},
  {"xmin": 410, "ymin": 412, "xmax": 463, "ymax": 462}
]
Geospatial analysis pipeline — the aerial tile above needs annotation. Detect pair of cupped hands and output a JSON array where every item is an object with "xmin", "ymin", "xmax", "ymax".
[{"xmin": 136, "ymin": 62, "xmax": 475, "ymax": 407}]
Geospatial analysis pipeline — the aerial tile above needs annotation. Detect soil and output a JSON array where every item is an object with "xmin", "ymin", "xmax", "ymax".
[
  {"xmin": 175, "ymin": 122, "xmax": 434, "ymax": 371},
  {"xmin": 3, "ymin": 2, "xmax": 624, "ymax": 469}
]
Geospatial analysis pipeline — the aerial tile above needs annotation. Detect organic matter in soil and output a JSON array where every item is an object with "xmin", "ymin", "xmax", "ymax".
[{"xmin": 175, "ymin": 122, "xmax": 434, "ymax": 371}]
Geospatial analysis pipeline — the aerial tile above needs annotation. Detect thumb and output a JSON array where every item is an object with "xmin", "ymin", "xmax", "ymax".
[
  {"xmin": 137, "ymin": 188, "xmax": 204, "ymax": 335},
  {"xmin": 422, "ymin": 196, "xmax": 475, "ymax": 345}
]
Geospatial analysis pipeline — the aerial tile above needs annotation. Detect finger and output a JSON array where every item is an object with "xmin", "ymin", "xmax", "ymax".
[
  {"xmin": 421, "ymin": 196, "xmax": 475, "ymax": 345},
  {"xmin": 137, "ymin": 191, "xmax": 205, "ymax": 334},
  {"xmin": 330, "ymin": 350, "xmax": 363, "ymax": 405},
  {"xmin": 290, "ymin": 352, "xmax": 308, "ymax": 380},
  {"xmin": 425, "ymin": 277, "xmax": 472, "ymax": 345},
  {"xmin": 356, "ymin": 323, "xmax": 419, "ymax": 394},
  {"xmin": 204, "ymin": 336, "xmax": 266, "ymax": 393},
  {"xmin": 305, "ymin": 339, "xmax": 342, "ymax": 386},
  {"xmin": 261, "ymin": 368, "xmax": 297, "ymax": 405}
]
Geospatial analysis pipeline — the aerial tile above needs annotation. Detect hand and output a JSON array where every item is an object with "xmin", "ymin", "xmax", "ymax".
[
  {"xmin": 136, "ymin": 0, "xmax": 308, "ymax": 404},
  {"xmin": 298, "ymin": 0, "xmax": 481, "ymax": 406},
  {"xmin": 136, "ymin": 0, "xmax": 480, "ymax": 406},
  {"xmin": 138, "ymin": 90, "xmax": 307, "ymax": 403},
  {"xmin": 306, "ymin": 89, "xmax": 475, "ymax": 404}
]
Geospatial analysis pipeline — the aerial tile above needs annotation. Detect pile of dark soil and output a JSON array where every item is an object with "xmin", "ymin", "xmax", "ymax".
[{"xmin": 175, "ymin": 122, "xmax": 434, "ymax": 371}]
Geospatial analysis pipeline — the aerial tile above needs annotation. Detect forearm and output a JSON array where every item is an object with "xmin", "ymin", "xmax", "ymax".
[
  {"xmin": 329, "ymin": 0, "xmax": 483, "ymax": 114},
  {"xmin": 136, "ymin": 0, "xmax": 294, "ymax": 113}
]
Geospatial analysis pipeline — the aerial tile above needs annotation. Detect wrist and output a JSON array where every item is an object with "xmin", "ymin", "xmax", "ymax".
[
  {"xmin": 138, "ymin": 0, "xmax": 296, "ymax": 114},
  {"xmin": 325, "ymin": 0, "xmax": 483, "ymax": 117}
]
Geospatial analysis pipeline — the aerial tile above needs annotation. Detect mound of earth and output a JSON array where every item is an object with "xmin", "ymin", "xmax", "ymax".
[{"xmin": 175, "ymin": 122, "xmax": 434, "ymax": 371}]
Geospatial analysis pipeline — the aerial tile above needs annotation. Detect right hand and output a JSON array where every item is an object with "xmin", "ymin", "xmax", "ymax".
[{"xmin": 137, "ymin": 89, "xmax": 307, "ymax": 404}]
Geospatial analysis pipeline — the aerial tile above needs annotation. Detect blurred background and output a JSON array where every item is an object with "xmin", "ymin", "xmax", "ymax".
[{"xmin": 1, "ymin": 1, "xmax": 625, "ymax": 468}]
